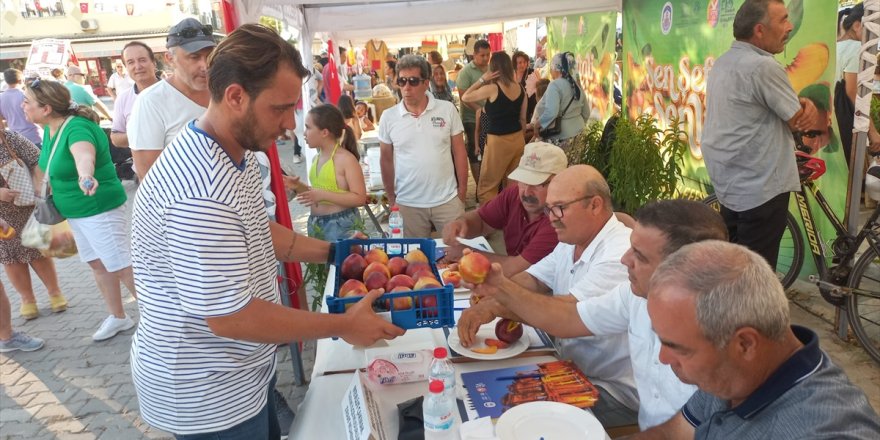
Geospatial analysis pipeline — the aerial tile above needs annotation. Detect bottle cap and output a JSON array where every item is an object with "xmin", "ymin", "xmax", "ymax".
[
  {"xmin": 391, "ymin": 205, "xmax": 399, "ymax": 211},
  {"xmin": 433, "ymin": 347, "xmax": 448, "ymax": 359},
  {"xmin": 429, "ymin": 380, "xmax": 445, "ymax": 393},
  {"xmin": 393, "ymin": 228, "xmax": 401, "ymax": 233}
]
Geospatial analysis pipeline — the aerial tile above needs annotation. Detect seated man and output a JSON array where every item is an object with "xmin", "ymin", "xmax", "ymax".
[
  {"xmin": 459, "ymin": 164, "xmax": 638, "ymax": 428},
  {"xmin": 441, "ymin": 141, "xmax": 564, "ymax": 276},
  {"xmin": 633, "ymin": 241, "xmax": 880, "ymax": 439},
  {"xmin": 475, "ymin": 199, "xmax": 726, "ymax": 429}
]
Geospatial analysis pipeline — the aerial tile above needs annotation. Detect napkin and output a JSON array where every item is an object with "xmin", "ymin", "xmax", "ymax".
[{"xmin": 459, "ymin": 416, "xmax": 499, "ymax": 440}]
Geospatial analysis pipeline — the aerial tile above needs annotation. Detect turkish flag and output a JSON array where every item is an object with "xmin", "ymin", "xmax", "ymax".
[{"xmin": 323, "ymin": 40, "xmax": 342, "ymax": 105}]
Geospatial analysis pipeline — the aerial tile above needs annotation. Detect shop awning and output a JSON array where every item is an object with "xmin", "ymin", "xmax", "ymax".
[{"xmin": 1, "ymin": 34, "xmax": 169, "ymax": 61}]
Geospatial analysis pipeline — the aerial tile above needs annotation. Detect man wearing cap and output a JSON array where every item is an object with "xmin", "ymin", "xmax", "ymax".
[
  {"xmin": 128, "ymin": 18, "xmax": 214, "ymax": 179},
  {"xmin": 441, "ymin": 142, "xmax": 563, "ymax": 276},
  {"xmin": 457, "ymin": 164, "xmax": 639, "ymax": 428},
  {"xmin": 64, "ymin": 65, "xmax": 113, "ymax": 120},
  {"xmin": 106, "ymin": 59, "xmax": 135, "ymax": 100}
]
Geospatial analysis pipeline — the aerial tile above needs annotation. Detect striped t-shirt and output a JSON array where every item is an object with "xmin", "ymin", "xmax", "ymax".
[{"xmin": 130, "ymin": 121, "xmax": 279, "ymax": 435}]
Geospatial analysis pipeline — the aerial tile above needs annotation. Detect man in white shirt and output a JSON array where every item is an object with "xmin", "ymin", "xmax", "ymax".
[
  {"xmin": 457, "ymin": 164, "xmax": 638, "ymax": 428},
  {"xmin": 474, "ymin": 199, "xmax": 728, "ymax": 429},
  {"xmin": 106, "ymin": 60, "xmax": 134, "ymax": 100},
  {"xmin": 109, "ymin": 41, "xmax": 160, "ymax": 148},
  {"xmin": 378, "ymin": 54, "xmax": 469, "ymax": 237},
  {"xmin": 128, "ymin": 17, "xmax": 214, "ymax": 179}
]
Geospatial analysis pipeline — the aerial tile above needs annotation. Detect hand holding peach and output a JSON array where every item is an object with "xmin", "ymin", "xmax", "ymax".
[{"xmin": 459, "ymin": 250, "xmax": 491, "ymax": 284}]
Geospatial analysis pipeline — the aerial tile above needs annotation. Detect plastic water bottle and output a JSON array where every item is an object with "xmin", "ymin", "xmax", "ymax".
[
  {"xmin": 429, "ymin": 347, "xmax": 456, "ymax": 397},
  {"xmin": 388, "ymin": 228, "xmax": 403, "ymax": 254},
  {"xmin": 389, "ymin": 205, "xmax": 403, "ymax": 237},
  {"xmin": 423, "ymin": 380, "xmax": 454, "ymax": 439}
]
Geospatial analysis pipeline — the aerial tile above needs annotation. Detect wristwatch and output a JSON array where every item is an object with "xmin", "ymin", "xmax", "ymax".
[{"xmin": 478, "ymin": 77, "xmax": 485, "ymax": 84}]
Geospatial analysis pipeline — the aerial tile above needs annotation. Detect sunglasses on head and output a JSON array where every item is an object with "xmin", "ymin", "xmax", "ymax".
[
  {"xmin": 168, "ymin": 24, "xmax": 213, "ymax": 40},
  {"xmin": 396, "ymin": 76, "xmax": 425, "ymax": 87}
]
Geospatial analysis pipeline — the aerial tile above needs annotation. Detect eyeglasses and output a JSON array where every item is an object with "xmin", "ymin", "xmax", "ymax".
[
  {"xmin": 168, "ymin": 24, "xmax": 213, "ymax": 40},
  {"xmin": 543, "ymin": 194, "xmax": 595, "ymax": 218},
  {"xmin": 396, "ymin": 76, "xmax": 425, "ymax": 87}
]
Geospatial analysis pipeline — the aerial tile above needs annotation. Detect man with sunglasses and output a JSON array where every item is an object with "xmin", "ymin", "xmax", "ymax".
[
  {"xmin": 378, "ymin": 54, "xmax": 469, "ymax": 238},
  {"xmin": 441, "ymin": 142, "xmax": 563, "ymax": 276},
  {"xmin": 128, "ymin": 18, "xmax": 214, "ymax": 180},
  {"xmin": 457, "ymin": 164, "xmax": 638, "ymax": 428}
]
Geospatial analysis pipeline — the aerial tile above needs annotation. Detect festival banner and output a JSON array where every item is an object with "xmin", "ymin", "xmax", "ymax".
[
  {"xmin": 545, "ymin": 11, "xmax": 619, "ymax": 122},
  {"xmin": 622, "ymin": 0, "xmax": 842, "ymax": 278}
]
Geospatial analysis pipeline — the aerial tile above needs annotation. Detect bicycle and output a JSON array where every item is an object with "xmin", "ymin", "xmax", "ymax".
[{"xmin": 703, "ymin": 133, "xmax": 880, "ymax": 364}]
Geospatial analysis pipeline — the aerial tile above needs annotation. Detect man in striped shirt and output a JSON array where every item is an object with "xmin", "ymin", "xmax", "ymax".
[{"xmin": 130, "ymin": 24, "xmax": 404, "ymax": 439}]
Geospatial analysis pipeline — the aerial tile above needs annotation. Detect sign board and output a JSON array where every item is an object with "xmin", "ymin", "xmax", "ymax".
[
  {"xmin": 342, "ymin": 372, "xmax": 388, "ymax": 440},
  {"xmin": 24, "ymin": 39, "xmax": 75, "ymax": 79}
]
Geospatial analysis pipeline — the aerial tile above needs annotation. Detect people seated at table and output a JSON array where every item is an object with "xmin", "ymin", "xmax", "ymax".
[
  {"xmin": 378, "ymin": 55, "xmax": 468, "ymax": 238},
  {"xmin": 472, "ymin": 199, "xmax": 728, "ymax": 429},
  {"xmin": 441, "ymin": 142, "xmax": 563, "ymax": 276},
  {"xmin": 129, "ymin": 25, "xmax": 404, "ymax": 439},
  {"xmin": 458, "ymin": 164, "xmax": 638, "ymax": 428},
  {"xmin": 631, "ymin": 240, "xmax": 880, "ymax": 439},
  {"xmin": 286, "ymin": 104, "xmax": 367, "ymax": 242}
]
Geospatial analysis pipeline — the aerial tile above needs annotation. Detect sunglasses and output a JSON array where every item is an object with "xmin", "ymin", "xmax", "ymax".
[
  {"xmin": 396, "ymin": 76, "xmax": 425, "ymax": 87},
  {"xmin": 168, "ymin": 24, "xmax": 213, "ymax": 40}
]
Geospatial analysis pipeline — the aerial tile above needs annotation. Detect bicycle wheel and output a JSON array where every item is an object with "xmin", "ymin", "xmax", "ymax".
[
  {"xmin": 847, "ymin": 246, "xmax": 880, "ymax": 365},
  {"xmin": 701, "ymin": 194, "xmax": 804, "ymax": 289}
]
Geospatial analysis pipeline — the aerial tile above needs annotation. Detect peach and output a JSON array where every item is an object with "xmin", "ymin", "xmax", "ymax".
[
  {"xmin": 414, "ymin": 276, "xmax": 442, "ymax": 291},
  {"xmin": 340, "ymin": 253, "xmax": 367, "ymax": 280},
  {"xmin": 386, "ymin": 290, "xmax": 414, "ymax": 310},
  {"xmin": 459, "ymin": 252, "xmax": 490, "ymax": 284},
  {"xmin": 363, "ymin": 262, "xmax": 391, "ymax": 280},
  {"xmin": 495, "ymin": 319, "xmax": 523, "ymax": 344},
  {"xmin": 404, "ymin": 248, "xmax": 429, "ymax": 264},
  {"xmin": 419, "ymin": 294, "xmax": 438, "ymax": 317},
  {"xmin": 364, "ymin": 271, "xmax": 389, "ymax": 291},
  {"xmin": 386, "ymin": 274, "xmax": 415, "ymax": 291},
  {"xmin": 405, "ymin": 262, "xmax": 431, "ymax": 278},
  {"xmin": 387, "ymin": 257, "xmax": 409, "ymax": 276},
  {"xmin": 339, "ymin": 279, "xmax": 367, "ymax": 298},
  {"xmin": 441, "ymin": 270, "xmax": 462, "ymax": 288},
  {"xmin": 365, "ymin": 248, "xmax": 389, "ymax": 266}
]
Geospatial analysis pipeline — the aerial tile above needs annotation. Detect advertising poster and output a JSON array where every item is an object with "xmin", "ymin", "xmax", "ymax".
[
  {"xmin": 545, "ymin": 11, "xmax": 619, "ymax": 122},
  {"xmin": 622, "ymin": 0, "xmax": 842, "ymax": 277}
]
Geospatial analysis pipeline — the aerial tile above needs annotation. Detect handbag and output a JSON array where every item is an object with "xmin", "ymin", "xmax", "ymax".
[
  {"xmin": 0, "ymin": 138, "xmax": 36, "ymax": 206},
  {"xmin": 539, "ymin": 92, "xmax": 576, "ymax": 139},
  {"xmin": 33, "ymin": 116, "xmax": 72, "ymax": 226},
  {"xmin": 20, "ymin": 215, "xmax": 77, "ymax": 258}
]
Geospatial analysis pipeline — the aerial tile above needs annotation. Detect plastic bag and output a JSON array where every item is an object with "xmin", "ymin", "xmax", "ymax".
[{"xmin": 20, "ymin": 215, "xmax": 77, "ymax": 258}]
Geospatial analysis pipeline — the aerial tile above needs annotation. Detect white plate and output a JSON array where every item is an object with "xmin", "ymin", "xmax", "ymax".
[
  {"xmin": 446, "ymin": 324, "xmax": 529, "ymax": 360},
  {"xmin": 495, "ymin": 401, "xmax": 606, "ymax": 440}
]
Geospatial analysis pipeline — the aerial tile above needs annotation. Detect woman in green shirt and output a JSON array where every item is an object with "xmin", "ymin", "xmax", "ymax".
[{"xmin": 23, "ymin": 79, "xmax": 136, "ymax": 342}]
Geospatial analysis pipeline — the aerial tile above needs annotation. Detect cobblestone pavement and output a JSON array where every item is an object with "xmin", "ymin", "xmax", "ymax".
[{"xmin": 1, "ymin": 141, "xmax": 877, "ymax": 438}]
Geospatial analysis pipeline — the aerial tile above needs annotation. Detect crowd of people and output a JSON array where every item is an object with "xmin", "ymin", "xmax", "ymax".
[{"xmin": 0, "ymin": 0, "xmax": 878, "ymax": 439}]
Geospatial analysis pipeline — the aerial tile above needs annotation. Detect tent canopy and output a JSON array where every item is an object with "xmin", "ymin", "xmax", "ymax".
[{"xmin": 236, "ymin": 0, "xmax": 621, "ymax": 45}]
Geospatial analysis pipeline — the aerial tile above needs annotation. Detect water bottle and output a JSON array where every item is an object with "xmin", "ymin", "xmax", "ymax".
[
  {"xmin": 429, "ymin": 347, "xmax": 456, "ymax": 397},
  {"xmin": 388, "ymin": 228, "xmax": 403, "ymax": 255},
  {"xmin": 423, "ymin": 380, "xmax": 454, "ymax": 439},
  {"xmin": 388, "ymin": 205, "xmax": 403, "ymax": 237}
]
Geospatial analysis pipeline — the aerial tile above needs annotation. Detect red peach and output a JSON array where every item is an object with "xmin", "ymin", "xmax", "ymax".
[
  {"xmin": 441, "ymin": 270, "xmax": 462, "ymax": 288},
  {"xmin": 386, "ymin": 274, "xmax": 416, "ymax": 291},
  {"xmin": 414, "ymin": 276, "xmax": 442, "ymax": 291},
  {"xmin": 405, "ymin": 262, "xmax": 431, "ymax": 278},
  {"xmin": 339, "ymin": 279, "xmax": 367, "ymax": 298},
  {"xmin": 364, "ymin": 271, "xmax": 389, "ymax": 291},
  {"xmin": 459, "ymin": 252, "xmax": 491, "ymax": 284},
  {"xmin": 404, "ymin": 249, "xmax": 429, "ymax": 264},
  {"xmin": 340, "ymin": 253, "xmax": 367, "ymax": 280},
  {"xmin": 363, "ymin": 262, "xmax": 391, "ymax": 280},
  {"xmin": 387, "ymin": 257, "xmax": 409, "ymax": 276},
  {"xmin": 365, "ymin": 248, "xmax": 389, "ymax": 266}
]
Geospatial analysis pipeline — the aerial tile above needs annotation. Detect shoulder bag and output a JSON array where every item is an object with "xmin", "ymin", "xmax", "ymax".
[
  {"xmin": 33, "ymin": 116, "xmax": 72, "ymax": 225},
  {"xmin": 0, "ymin": 134, "xmax": 36, "ymax": 206},
  {"xmin": 539, "ymin": 89, "xmax": 576, "ymax": 139}
]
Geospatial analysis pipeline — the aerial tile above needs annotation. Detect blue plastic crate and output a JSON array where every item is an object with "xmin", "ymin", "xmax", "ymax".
[{"xmin": 327, "ymin": 238, "xmax": 454, "ymax": 330}]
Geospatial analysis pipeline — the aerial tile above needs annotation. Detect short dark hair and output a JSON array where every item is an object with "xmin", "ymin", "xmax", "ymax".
[
  {"xmin": 732, "ymin": 0, "xmax": 782, "ymax": 40},
  {"xmin": 396, "ymin": 54, "xmax": 430, "ymax": 80},
  {"xmin": 634, "ymin": 199, "xmax": 728, "ymax": 257},
  {"xmin": 122, "ymin": 41, "xmax": 155, "ymax": 63},
  {"xmin": 207, "ymin": 23, "xmax": 310, "ymax": 103},
  {"xmin": 843, "ymin": 3, "xmax": 864, "ymax": 32},
  {"xmin": 3, "ymin": 68, "xmax": 22, "ymax": 85},
  {"xmin": 473, "ymin": 39, "xmax": 491, "ymax": 53},
  {"xmin": 512, "ymin": 51, "xmax": 530, "ymax": 66}
]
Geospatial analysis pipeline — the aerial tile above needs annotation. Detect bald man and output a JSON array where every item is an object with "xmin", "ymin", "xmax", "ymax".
[{"xmin": 457, "ymin": 165, "xmax": 638, "ymax": 428}]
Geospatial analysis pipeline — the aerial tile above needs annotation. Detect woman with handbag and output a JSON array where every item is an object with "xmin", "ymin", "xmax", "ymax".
[
  {"xmin": 22, "ymin": 80, "xmax": 135, "ymax": 342},
  {"xmin": 534, "ymin": 52, "xmax": 591, "ymax": 150},
  {"xmin": 462, "ymin": 51, "xmax": 527, "ymax": 203},
  {"xmin": 0, "ymin": 126, "xmax": 67, "ymax": 320}
]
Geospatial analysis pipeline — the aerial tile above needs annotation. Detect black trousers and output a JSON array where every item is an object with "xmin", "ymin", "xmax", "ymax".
[{"xmin": 720, "ymin": 192, "xmax": 791, "ymax": 269}]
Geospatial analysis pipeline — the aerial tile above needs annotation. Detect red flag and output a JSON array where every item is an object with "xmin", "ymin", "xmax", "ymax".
[{"xmin": 323, "ymin": 40, "xmax": 342, "ymax": 105}]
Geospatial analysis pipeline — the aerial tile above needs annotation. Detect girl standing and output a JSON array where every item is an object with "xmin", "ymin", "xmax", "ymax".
[{"xmin": 286, "ymin": 105, "xmax": 367, "ymax": 242}]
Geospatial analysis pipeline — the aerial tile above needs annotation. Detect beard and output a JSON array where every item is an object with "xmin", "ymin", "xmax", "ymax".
[{"xmin": 232, "ymin": 107, "xmax": 266, "ymax": 153}]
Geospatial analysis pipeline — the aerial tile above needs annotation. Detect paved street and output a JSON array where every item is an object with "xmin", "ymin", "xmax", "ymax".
[{"xmin": 1, "ymin": 142, "xmax": 878, "ymax": 438}]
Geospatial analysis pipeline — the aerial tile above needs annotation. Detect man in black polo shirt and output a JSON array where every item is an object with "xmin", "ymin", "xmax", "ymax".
[{"xmin": 630, "ymin": 240, "xmax": 879, "ymax": 439}]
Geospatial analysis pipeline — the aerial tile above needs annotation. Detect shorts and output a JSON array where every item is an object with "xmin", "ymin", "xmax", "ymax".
[
  {"xmin": 67, "ymin": 205, "xmax": 132, "ymax": 272},
  {"xmin": 307, "ymin": 208, "xmax": 362, "ymax": 242}
]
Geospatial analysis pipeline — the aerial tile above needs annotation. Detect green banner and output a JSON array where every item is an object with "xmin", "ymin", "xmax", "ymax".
[
  {"xmin": 545, "ymin": 11, "xmax": 619, "ymax": 122},
  {"xmin": 622, "ymin": 0, "xmax": 843, "ymax": 278}
]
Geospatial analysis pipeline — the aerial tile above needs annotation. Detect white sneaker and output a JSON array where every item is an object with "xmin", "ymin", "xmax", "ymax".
[{"xmin": 92, "ymin": 315, "xmax": 135, "ymax": 341}]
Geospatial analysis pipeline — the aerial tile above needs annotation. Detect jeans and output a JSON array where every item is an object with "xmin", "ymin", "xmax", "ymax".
[
  {"xmin": 307, "ymin": 208, "xmax": 361, "ymax": 242},
  {"xmin": 174, "ymin": 375, "xmax": 280, "ymax": 440}
]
